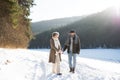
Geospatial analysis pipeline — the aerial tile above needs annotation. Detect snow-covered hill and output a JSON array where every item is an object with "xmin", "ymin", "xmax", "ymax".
[{"xmin": 0, "ymin": 49, "xmax": 120, "ymax": 80}]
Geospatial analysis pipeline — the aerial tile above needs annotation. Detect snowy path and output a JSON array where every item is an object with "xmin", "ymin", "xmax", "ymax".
[{"xmin": 0, "ymin": 49, "xmax": 120, "ymax": 80}]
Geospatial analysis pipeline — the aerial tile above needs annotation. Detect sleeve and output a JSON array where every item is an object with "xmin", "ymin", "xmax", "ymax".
[
  {"xmin": 63, "ymin": 45, "xmax": 68, "ymax": 51},
  {"xmin": 50, "ymin": 39, "xmax": 59, "ymax": 52},
  {"xmin": 63, "ymin": 38, "xmax": 69, "ymax": 51}
]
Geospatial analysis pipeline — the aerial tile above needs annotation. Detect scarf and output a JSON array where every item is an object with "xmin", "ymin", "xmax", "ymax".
[
  {"xmin": 65, "ymin": 34, "xmax": 79, "ymax": 46},
  {"xmin": 53, "ymin": 38, "xmax": 60, "ymax": 49}
]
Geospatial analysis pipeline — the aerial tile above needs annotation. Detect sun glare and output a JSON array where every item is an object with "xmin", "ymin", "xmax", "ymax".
[
  {"xmin": 111, "ymin": 0, "xmax": 120, "ymax": 16},
  {"xmin": 30, "ymin": 0, "xmax": 120, "ymax": 22}
]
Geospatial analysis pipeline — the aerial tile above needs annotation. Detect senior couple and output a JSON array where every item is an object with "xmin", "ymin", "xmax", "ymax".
[{"xmin": 49, "ymin": 30, "xmax": 80, "ymax": 75}]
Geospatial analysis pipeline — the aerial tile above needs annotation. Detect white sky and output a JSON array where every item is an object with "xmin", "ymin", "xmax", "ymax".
[{"xmin": 29, "ymin": 0, "xmax": 120, "ymax": 22}]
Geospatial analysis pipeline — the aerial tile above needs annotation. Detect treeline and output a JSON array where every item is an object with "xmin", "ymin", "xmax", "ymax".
[{"xmin": 29, "ymin": 8, "xmax": 120, "ymax": 49}]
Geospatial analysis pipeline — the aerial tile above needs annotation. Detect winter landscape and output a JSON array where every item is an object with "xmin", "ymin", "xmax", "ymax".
[
  {"xmin": 1, "ymin": 0, "xmax": 120, "ymax": 80},
  {"xmin": 0, "ymin": 48, "xmax": 120, "ymax": 80}
]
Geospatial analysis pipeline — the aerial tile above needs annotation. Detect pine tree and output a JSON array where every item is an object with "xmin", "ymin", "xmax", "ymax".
[{"xmin": 0, "ymin": 0, "xmax": 34, "ymax": 48}]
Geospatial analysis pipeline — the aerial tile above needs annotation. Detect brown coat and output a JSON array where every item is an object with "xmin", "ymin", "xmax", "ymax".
[{"xmin": 49, "ymin": 38, "xmax": 62, "ymax": 63}]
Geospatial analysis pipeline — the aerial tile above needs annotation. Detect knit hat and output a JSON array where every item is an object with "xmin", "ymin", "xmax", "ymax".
[{"xmin": 52, "ymin": 32, "xmax": 60, "ymax": 37}]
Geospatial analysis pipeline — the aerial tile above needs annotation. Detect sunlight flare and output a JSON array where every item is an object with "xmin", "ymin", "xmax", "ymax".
[{"xmin": 111, "ymin": 0, "xmax": 120, "ymax": 16}]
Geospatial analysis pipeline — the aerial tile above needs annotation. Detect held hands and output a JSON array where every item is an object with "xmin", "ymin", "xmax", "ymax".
[
  {"xmin": 55, "ymin": 50, "xmax": 63, "ymax": 55},
  {"xmin": 58, "ymin": 50, "xmax": 63, "ymax": 54}
]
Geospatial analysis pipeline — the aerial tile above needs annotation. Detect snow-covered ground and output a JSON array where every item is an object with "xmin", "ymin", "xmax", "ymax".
[{"xmin": 0, "ymin": 48, "xmax": 120, "ymax": 80}]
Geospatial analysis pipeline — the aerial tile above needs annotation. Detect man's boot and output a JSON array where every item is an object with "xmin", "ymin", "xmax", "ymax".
[
  {"xmin": 72, "ymin": 68, "xmax": 75, "ymax": 73},
  {"xmin": 69, "ymin": 67, "xmax": 72, "ymax": 72}
]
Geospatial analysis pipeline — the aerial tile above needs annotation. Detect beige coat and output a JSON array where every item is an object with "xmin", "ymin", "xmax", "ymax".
[{"xmin": 49, "ymin": 38, "xmax": 61, "ymax": 63}]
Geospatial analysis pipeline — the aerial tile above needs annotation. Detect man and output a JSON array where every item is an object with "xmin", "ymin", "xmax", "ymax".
[{"xmin": 63, "ymin": 30, "xmax": 80, "ymax": 73}]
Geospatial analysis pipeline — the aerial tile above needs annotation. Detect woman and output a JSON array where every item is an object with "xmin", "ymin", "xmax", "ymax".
[{"xmin": 49, "ymin": 32, "xmax": 62, "ymax": 75}]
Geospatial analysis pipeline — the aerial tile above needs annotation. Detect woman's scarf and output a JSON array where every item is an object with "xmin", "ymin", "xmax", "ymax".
[{"xmin": 53, "ymin": 38, "xmax": 60, "ymax": 49}]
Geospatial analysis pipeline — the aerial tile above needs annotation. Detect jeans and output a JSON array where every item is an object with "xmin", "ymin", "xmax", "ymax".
[{"xmin": 68, "ymin": 52, "xmax": 76, "ymax": 68}]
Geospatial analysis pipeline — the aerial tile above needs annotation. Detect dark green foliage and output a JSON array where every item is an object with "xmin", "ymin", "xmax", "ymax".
[
  {"xmin": 29, "ymin": 8, "xmax": 120, "ymax": 49},
  {"xmin": 0, "ymin": 0, "xmax": 34, "ymax": 48}
]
